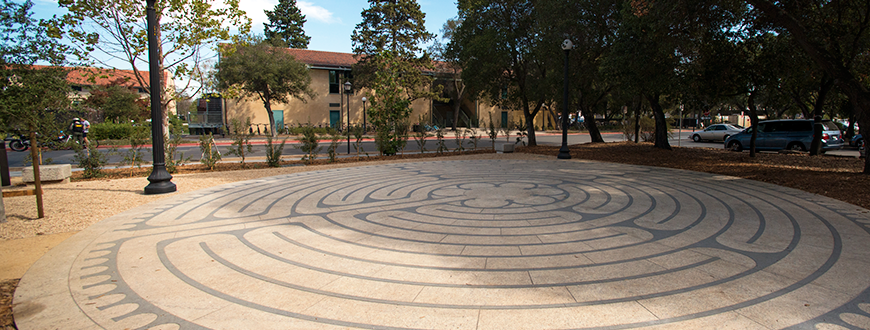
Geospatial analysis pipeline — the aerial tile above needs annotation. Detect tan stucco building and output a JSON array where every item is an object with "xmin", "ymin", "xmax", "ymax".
[{"xmin": 221, "ymin": 49, "xmax": 555, "ymax": 133}]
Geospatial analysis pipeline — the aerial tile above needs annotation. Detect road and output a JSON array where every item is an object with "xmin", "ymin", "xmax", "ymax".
[{"xmin": 2, "ymin": 129, "xmax": 859, "ymax": 169}]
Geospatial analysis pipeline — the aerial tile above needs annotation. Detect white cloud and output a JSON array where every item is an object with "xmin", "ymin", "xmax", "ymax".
[
  {"xmin": 298, "ymin": 1, "xmax": 340, "ymax": 24},
  {"xmin": 238, "ymin": 0, "xmax": 276, "ymax": 30}
]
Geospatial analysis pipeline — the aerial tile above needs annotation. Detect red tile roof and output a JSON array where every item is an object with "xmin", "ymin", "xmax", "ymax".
[
  {"xmin": 30, "ymin": 65, "xmax": 168, "ymax": 88},
  {"xmin": 280, "ymin": 49, "xmax": 455, "ymax": 75},
  {"xmin": 282, "ymin": 49, "xmax": 357, "ymax": 68}
]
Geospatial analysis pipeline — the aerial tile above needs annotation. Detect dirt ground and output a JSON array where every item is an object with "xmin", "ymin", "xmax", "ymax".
[{"xmin": 3, "ymin": 142, "xmax": 870, "ymax": 329}]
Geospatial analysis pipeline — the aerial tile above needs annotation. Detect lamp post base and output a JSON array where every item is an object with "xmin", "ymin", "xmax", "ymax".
[
  {"xmin": 557, "ymin": 146, "xmax": 572, "ymax": 159},
  {"xmin": 144, "ymin": 165, "xmax": 176, "ymax": 194}
]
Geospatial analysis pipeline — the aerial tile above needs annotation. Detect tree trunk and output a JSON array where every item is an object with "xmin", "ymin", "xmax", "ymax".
[
  {"xmin": 745, "ymin": 0, "xmax": 870, "ymax": 172},
  {"xmin": 634, "ymin": 98, "xmax": 641, "ymax": 143},
  {"xmin": 525, "ymin": 111, "xmax": 537, "ymax": 146},
  {"xmin": 747, "ymin": 90, "xmax": 760, "ymax": 157},
  {"xmin": 261, "ymin": 93, "xmax": 277, "ymax": 138},
  {"xmin": 28, "ymin": 131, "xmax": 44, "ymax": 218},
  {"xmin": 846, "ymin": 103, "xmax": 857, "ymax": 142},
  {"xmin": 581, "ymin": 105, "xmax": 604, "ymax": 142},
  {"xmin": 452, "ymin": 98, "xmax": 462, "ymax": 130},
  {"xmin": 646, "ymin": 94, "xmax": 671, "ymax": 150},
  {"xmin": 810, "ymin": 76, "xmax": 834, "ymax": 155}
]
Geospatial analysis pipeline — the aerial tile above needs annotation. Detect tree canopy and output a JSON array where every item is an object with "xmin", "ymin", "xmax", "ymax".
[
  {"xmin": 352, "ymin": 0, "xmax": 440, "ymax": 154},
  {"xmin": 215, "ymin": 37, "xmax": 315, "ymax": 137},
  {"xmin": 264, "ymin": 0, "xmax": 310, "ymax": 49},
  {"xmin": 58, "ymin": 0, "xmax": 251, "ymax": 113}
]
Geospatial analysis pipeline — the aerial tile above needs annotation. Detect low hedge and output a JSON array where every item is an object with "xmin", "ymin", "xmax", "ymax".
[{"xmin": 90, "ymin": 122, "xmax": 151, "ymax": 140}]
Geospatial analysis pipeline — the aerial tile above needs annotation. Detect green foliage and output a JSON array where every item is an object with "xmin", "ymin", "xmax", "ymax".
[
  {"xmin": 412, "ymin": 129, "xmax": 429, "ymax": 154},
  {"xmin": 454, "ymin": 0, "xmax": 549, "ymax": 146},
  {"xmin": 84, "ymin": 85, "xmax": 148, "ymax": 122},
  {"xmin": 73, "ymin": 144, "xmax": 109, "ymax": 178},
  {"xmin": 216, "ymin": 36, "xmax": 316, "ymax": 137},
  {"xmin": 622, "ymin": 116, "xmax": 658, "ymax": 143},
  {"xmin": 198, "ymin": 133, "xmax": 221, "ymax": 170},
  {"xmin": 468, "ymin": 129, "xmax": 480, "ymax": 150},
  {"xmin": 351, "ymin": 0, "xmax": 437, "ymax": 99},
  {"xmin": 298, "ymin": 126, "xmax": 321, "ymax": 163},
  {"xmin": 453, "ymin": 129, "xmax": 465, "ymax": 153},
  {"xmin": 368, "ymin": 67, "xmax": 414, "ymax": 155},
  {"xmin": 0, "ymin": 0, "xmax": 69, "ymax": 66},
  {"xmin": 326, "ymin": 132, "xmax": 341, "ymax": 163},
  {"xmin": 265, "ymin": 134, "xmax": 287, "ymax": 167},
  {"xmin": 395, "ymin": 121, "xmax": 410, "ymax": 155},
  {"xmin": 435, "ymin": 127, "xmax": 447, "ymax": 154},
  {"xmin": 514, "ymin": 121, "xmax": 528, "ymax": 146},
  {"xmin": 352, "ymin": 0, "xmax": 443, "ymax": 155},
  {"xmin": 119, "ymin": 124, "xmax": 149, "ymax": 176},
  {"xmin": 487, "ymin": 113, "xmax": 499, "ymax": 149},
  {"xmin": 225, "ymin": 118, "xmax": 255, "ymax": 167},
  {"xmin": 351, "ymin": 124, "xmax": 367, "ymax": 156},
  {"xmin": 58, "ymin": 0, "xmax": 251, "ymax": 108},
  {"xmin": 264, "ymin": 0, "xmax": 310, "ymax": 49},
  {"xmin": 89, "ymin": 122, "xmax": 150, "ymax": 140},
  {"xmin": 165, "ymin": 114, "xmax": 190, "ymax": 173}
]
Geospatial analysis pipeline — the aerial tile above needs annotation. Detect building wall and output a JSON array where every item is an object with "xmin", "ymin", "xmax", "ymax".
[{"xmin": 226, "ymin": 68, "xmax": 445, "ymax": 130}]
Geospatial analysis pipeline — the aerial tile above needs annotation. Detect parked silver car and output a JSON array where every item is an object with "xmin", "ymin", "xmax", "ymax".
[{"xmin": 691, "ymin": 124, "xmax": 744, "ymax": 142}]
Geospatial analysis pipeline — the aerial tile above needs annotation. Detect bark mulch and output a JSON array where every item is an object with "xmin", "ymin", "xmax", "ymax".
[{"xmin": 521, "ymin": 142, "xmax": 870, "ymax": 210}]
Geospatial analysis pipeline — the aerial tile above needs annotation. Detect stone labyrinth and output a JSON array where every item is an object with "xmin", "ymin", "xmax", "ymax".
[{"xmin": 16, "ymin": 160, "xmax": 870, "ymax": 329}]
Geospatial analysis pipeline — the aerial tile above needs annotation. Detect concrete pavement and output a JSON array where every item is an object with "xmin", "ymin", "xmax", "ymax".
[{"xmin": 14, "ymin": 158, "xmax": 870, "ymax": 329}]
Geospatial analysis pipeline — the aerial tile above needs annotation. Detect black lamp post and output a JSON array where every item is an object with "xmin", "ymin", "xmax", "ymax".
[
  {"xmin": 144, "ymin": 0, "xmax": 176, "ymax": 194},
  {"xmin": 361, "ymin": 96, "xmax": 367, "ymax": 133},
  {"xmin": 558, "ymin": 39, "xmax": 573, "ymax": 160},
  {"xmin": 345, "ymin": 81, "xmax": 352, "ymax": 154}
]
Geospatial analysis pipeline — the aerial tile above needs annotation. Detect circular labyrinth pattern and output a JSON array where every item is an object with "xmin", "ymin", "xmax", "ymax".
[{"xmin": 15, "ymin": 160, "xmax": 870, "ymax": 329}]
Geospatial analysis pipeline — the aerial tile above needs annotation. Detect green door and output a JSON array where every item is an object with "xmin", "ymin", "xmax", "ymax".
[
  {"xmin": 330, "ymin": 111, "xmax": 340, "ymax": 129},
  {"xmin": 273, "ymin": 110, "xmax": 284, "ymax": 133},
  {"xmin": 501, "ymin": 111, "xmax": 508, "ymax": 128}
]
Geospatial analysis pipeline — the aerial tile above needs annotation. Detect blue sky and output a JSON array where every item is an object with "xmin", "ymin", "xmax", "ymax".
[{"xmin": 30, "ymin": 0, "xmax": 459, "ymax": 54}]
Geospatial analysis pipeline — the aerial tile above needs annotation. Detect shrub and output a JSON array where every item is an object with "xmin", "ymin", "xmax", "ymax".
[
  {"xmin": 435, "ymin": 127, "xmax": 447, "ymax": 153},
  {"xmin": 265, "ymin": 135, "xmax": 287, "ymax": 167},
  {"xmin": 165, "ymin": 114, "xmax": 190, "ymax": 173},
  {"xmin": 327, "ymin": 132, "xmax": 341, "ymax": 163},
  {"xmin": 413, "ymin": 129, "xmax": 429, "ymax": 154},
  {"xmin": 622, "ymin": 116, "xmax": 657, "ymax": 142},
  {"xmin": 119, "ymin": 125, "xmax": 149, "ymax": 176},
  {"xmin": 199, "ymin": 133, "xmax": 221, "ymax": 170},
  {"xmin": 298, "ymin": 126, "xmax": 321, "ymax": 163},
  {"xmin": 73, "ymin": 144, "xmax": 110, "ymax": 178},
  {"xmin": 90, "ymin": 122, "xmax": 150, "ymax": 141},
  {"xmin": 226, "ymin": 118, "xmax": 255, "ymax": 167}
]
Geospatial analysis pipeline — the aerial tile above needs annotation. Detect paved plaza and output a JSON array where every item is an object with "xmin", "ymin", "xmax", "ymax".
[{"xmin": 13, "ymin": 159, "xmax": 870, "ymax": 329}]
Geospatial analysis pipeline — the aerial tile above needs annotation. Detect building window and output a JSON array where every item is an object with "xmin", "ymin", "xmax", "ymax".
[
  {"xmin": 329, "ymin": 103, "xmax": 340, "ymax": 108},
  {"xmin": 137, "ymin": 87, "xmax": 147, "ymax": 93},
  {"xmin": 329, "ymin": 70, "xmax": 339, "ymax": 94},
  {"xmin": 71, "ymin": 85, "xmax": 83, "ymax": 92},
  {"xmin": 329, "ymin": 70, "xmax": 354, "ymax": 94}
]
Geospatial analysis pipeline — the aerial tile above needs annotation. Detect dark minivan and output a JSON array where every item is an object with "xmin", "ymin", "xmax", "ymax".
[{"xmin": 724, "ymin": 119, "xmax": 844, "ymax": 152}]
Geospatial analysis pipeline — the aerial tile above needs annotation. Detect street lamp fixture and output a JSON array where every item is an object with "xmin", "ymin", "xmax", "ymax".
[
  {"xmin": 361, "ymin": 97, "xmax": 367, "ymax": 133},
  {"xmin": 344, "ymin": 81, "xmax": 352, "ymax": 154},
  {"xmin": 144, "ymin": 0, "xmax": 176, "ymax": 194},
  {"xmin": 558, "ymin": 39, "xmax": 573, "ymax": 160}
]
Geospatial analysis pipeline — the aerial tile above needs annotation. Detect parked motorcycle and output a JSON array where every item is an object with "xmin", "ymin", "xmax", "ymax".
[
  {"xmin": 6, "ymin": 132, "xmax": 72, "ymax": 152},
  {"xmin": 6, "ymin": 135, "xmax": 27, "ymax": 152}
]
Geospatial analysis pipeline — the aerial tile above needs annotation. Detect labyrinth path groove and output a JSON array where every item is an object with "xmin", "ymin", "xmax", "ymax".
[{"xmin": 14, "ymin": 159, "xmax": 870, "ymax": 329}]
